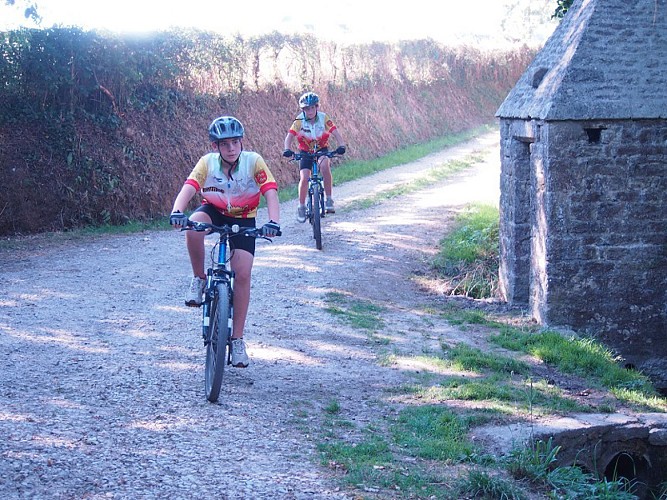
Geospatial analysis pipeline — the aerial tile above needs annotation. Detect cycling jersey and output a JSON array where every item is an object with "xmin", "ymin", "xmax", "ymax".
[
  {"xmin": 288, "ymin": 111, "xmax": 338, "ymax": 152},
  {"xmin": 184, "ymin": 151, "xmax": 278, "ymax": 218}
]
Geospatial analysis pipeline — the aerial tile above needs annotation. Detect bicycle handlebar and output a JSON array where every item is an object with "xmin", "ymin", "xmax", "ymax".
[
  {"xmin": 181, "ymin": 220, "xmax": 282, "ymax": 238},
  {"xmin": 290, "ymin": 150, "xmax": 343, "ymax": 162}
]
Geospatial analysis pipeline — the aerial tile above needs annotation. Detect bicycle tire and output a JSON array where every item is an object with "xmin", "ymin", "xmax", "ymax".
[
  {"xmin": 306, "ymin": 188, "xmax": 314, "ymax": 224},
  {"xmin": 205, "ymin": 283, "xmax": 231, "ymax": 402},
  {"xmin": 312, "ymin": 182, "xmax": 323, "ymax": 250}
]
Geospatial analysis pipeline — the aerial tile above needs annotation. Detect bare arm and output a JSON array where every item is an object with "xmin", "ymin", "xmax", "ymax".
[
  {"xmin": 263, "ymin": 188, "xmax": 280, "ymax": 224},
  {"xmin": 331, "ymin": 128, "xmax": 346, "ymax": 148},
  {"xmin": 283, "ymin": 132, "xmax": 294, "ymax": 151},
  {"xmin": 171, "ymin": 183, "xmax": 197, "ymax": 213}
]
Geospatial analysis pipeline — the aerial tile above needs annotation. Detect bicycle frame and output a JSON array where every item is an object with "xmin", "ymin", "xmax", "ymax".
[
  {"xmin": 201, "ymin": 234, "xmax": 234, "ymax": 345},
  {"xmin": 307, "ymin": 158, "xmax": 325, "ymax": 221}
]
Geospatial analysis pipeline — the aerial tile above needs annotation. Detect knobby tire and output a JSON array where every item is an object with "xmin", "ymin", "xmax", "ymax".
[
  {"xmin": 205, "ymin": 283, "xmax": 231, "ymax": 402},
  {"xmin": 312, "ymin": 182, "xmax": 322, "ymax": 250}
]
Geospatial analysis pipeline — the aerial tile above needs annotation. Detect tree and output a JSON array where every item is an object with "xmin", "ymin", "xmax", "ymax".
[
  {"xmin": 553, "ymin": 0, "xmax": 573, "ymax": 19},
  {"xmin": 4, "ymin": 0, "xmax": 41, "ymax": 24}
]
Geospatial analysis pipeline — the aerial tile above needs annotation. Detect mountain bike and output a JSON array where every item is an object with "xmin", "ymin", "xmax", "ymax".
[
  {"xmin": 291, "ymin": 150, "xmax": 343, "ymax": 250},
  {"xmin": 181, "ymin": 220, "xmax": 279, "ymax": 403}
]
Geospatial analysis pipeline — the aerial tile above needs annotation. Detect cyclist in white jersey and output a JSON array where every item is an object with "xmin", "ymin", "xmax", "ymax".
[{"xmin": 283, "ymin": 92, "xmax": 346, "ymax": 222}]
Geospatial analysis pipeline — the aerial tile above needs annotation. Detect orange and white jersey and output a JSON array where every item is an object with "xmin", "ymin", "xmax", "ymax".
[
  {"xmin": 288, "ymin": 111, "xmax": 337, "ymax": 152},
  {"xmin": 185, "ymin": 151, "xmax": 278, "ymax": 218}
]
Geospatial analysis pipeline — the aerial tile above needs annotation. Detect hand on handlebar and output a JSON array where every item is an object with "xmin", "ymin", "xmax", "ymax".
[
  {"xmin": 261, "ymin": 220, "xmax": 281, "ymax": 237},
  {"xmin": 169, "ymin": 210, "xmax": 189, "ymax": 228},
  {"xmin": 282, "ymin": 149, "xmax": 294, "ymax": 158},
  {"xmin": 334, "ymin": 145, "xmax": 346, "ymax": 155}
]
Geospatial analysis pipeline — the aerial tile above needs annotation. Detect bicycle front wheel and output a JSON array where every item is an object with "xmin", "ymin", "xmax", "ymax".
[
  {"xmin": 205, "ymin": 283, "xmax": 231, "ymax": 402},
  {"xmin": 312, "ymin": 182, "xmax": 322, "ymax": 250}
]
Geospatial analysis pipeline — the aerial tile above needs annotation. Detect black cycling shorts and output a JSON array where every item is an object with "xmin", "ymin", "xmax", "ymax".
[
  {"xmin": 299, "ymin": 148, "xmax": 329, "ymax": 170},
  {"xmin": 192, "ymin": 204, "xmax": 256, "ymax": 256}
]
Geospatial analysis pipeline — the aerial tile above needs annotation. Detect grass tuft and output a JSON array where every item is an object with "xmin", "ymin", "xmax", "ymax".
[
  {"xmin": 391, "ymin": 405, "xmax": 476, "ymax": 462},
  {"xmin": 433, "ymin": 203, "xmax": 499, "ymax": 298},
  {"xmin": 491, "ymin": 327, "xmax": 665, "ymax": 411}
]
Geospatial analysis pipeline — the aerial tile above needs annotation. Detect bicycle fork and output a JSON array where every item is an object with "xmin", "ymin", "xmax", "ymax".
[
  {"xmin": 308, "ymin": 179, "xmax": 325, "ymax": 219},
  {"xmin": 201, "ymin": 274, "xmax": 215, "ymax": 344},
  {"xmin": 201, "ymin": 272, "xmax": 234, "ymax": 345}
]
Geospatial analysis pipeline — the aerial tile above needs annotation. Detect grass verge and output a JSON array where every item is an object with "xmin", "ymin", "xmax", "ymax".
[
  {"xmin": 317, "ymin": 296, "xmax": 666, "ymax": 497},
  {"xmin": 432, "ymin": 203, "xmax": 500, "ymax": 298}
]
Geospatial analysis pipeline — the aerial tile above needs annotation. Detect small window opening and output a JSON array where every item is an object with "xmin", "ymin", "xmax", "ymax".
[
  {"xmin": 531, "ymin": 68, "xmax": 548, "ymax": 88},
  {"xmin": 585, "ymin": 127, "xmax": 604, "ymax": 143}
]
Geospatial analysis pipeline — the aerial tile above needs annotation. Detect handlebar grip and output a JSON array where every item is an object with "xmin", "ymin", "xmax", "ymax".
[{"xmin": 260, "ymin": 229, "xmax": 282, "ymax": 237}]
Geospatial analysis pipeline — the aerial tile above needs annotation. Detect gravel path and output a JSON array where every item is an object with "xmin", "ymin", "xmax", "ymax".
[{"xmin": 0, "ymin": 131, "xmax": 500, "ymax": 499}]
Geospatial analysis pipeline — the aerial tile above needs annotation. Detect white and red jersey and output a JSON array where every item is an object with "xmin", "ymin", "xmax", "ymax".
[
  {"xmin": 288, "ymin": 111, "xmax": 338, "ymax": 152},
  {"xmin": 185, "ymin": 151, "xmax": 278, "ymax": 218}
]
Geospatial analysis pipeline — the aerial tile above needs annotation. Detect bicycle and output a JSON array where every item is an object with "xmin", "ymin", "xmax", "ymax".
[
  {"xmin": 181, "ymin": 220, "xmax": 280, "ymax": 402},
  {"xmin": 290, "ymin": 150, "xmax": 343, "ymax": 250}
]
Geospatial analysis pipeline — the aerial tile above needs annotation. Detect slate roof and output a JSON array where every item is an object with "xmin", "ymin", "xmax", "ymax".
[{"xmin": 497, "ymin": 0, "xmax": 667, "ymax": 120}]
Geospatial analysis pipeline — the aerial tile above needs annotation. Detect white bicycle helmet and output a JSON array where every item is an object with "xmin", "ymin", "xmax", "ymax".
[
  {"xmin": 208, "ymin": 116, "xmax": 244, "ymax": 142},
  {"xmin": 298, "ymin": 92, "xmax": 319, "ymax": 108}
]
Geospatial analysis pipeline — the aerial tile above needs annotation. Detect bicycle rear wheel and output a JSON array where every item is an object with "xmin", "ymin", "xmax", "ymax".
[
  {"xmin": 312, "ymin": 182, "xmax": 322, "ymax": 250},
  {"xmin": 205, "ymin": 283, "xmax": 231, "ymax": 402}
]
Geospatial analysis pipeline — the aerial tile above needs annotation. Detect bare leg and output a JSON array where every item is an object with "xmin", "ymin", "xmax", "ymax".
[
  {"xmin": 298, "ymin": 169, "xmax": 310, "ymax": 205},
  {"xmin": 320, "ymin": 157, "xmax": 333, "ymax": 198},
  {"xmin": 230, "ymin": 248, "xmax": 254, "ymax": 339},
  {"xmin": 185, "ymin": 211, "xmax": 212, "ymax": 279}
]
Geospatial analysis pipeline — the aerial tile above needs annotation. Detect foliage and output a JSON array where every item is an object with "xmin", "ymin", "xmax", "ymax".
[
  {"xmin": 553, "ymin": 0, "xmax": 574, "ymax": 19},
  {"xmin": 433, "ymin": 203, "xmax": 500, "ymax": 298},
  {"xmin": 457, "ymin": 469, "xmax": 527, "ymax": 499},
  {"xmin": 446, "ymin": 343, "xmax": 529, "ymax": 375},
  {"xmin": 490, "ymin": 328, "xmax": 666, "ymax": 411},
  {"xmin": 317, "ymin": 434, "xmax": 393, "ymax": 485},
  {"xmin": 506, "ymin": 438, "xmax": 637, "ymax": 499},
  {"xmin": 391, "ymin": 405, "xmax": 476, "ymax": 461},
  {"xmin": 0, "ymin": 27, "xmax": 220, "ymax": 124},
  {"xmin": 324, "ymin": 292, "xmax": 386, "ymax": 339},
  {"xmin": 0, "ymin": 27, "xmax": 535, "ymax": 236},
  {"xmin": 4, "ymin": 0, "xmax": 40, "ymax": 23}
]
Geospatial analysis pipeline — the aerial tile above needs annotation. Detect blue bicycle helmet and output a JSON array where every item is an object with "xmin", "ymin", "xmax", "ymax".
[
  {"xmin": 208, "ymin": 116, "xmax": 244, "ymax": 142},
  {"xmin": 298, "ymin": 92, "xmax": 319, "ymax": 108}
]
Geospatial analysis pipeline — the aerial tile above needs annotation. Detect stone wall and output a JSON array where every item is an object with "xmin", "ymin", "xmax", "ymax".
[
  {"xmin": 499, "ymin": 117, "xmax": 667, "ymax": 389},
  {"xmin": 498, "ymin": 120, "xmax": 534, "ymax": 304}
]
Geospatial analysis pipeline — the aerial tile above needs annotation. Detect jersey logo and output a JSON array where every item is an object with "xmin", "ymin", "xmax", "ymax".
[
  {"xmin": 202, "ymin": 186, "xmax": 224, "ymax": 193},
  {"xmin": 255, "ymin": 171, "xmax": 268, "ymax": 184}
]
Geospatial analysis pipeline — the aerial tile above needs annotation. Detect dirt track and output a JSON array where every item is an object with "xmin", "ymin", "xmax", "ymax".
[{"xmin": 0, "ymin": 132, "xmax": 500, "ymax": 499}]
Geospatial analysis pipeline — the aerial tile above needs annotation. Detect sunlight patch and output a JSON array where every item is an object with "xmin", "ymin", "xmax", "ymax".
[
  {"xmin": 2, "ymin": 327, "xmax": 112, "ymax": 353},
  {"xmin": 393, "ymin": 355, "xmax": 483, "ymax": 377},
  {"xmin": 251, "ymin": 345, "xmax": 323, "ymax": 366},
  {"xmin": 155, "ymin": 361, "xmax": 199, "ymax": 371}
]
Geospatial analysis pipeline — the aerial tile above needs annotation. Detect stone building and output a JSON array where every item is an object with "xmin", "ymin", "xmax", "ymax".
[{"xmin": 496, "ymin": 0, "xmax": 667, "ymax": 389}]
